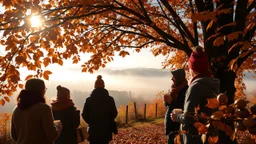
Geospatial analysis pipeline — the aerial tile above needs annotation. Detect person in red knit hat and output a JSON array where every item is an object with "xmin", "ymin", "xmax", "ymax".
[{"xmin": 171, "ymin": 46, "xmax": 220, "ymax": 144}]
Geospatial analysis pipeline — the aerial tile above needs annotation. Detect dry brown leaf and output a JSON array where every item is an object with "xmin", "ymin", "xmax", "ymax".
[{"xmin": 206, "ymin": 98, "xmax": 220, "ymax": 109}]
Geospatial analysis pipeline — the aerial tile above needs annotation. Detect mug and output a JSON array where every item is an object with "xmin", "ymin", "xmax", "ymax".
[{"xmin": 172, "ymin": 108, "xmax": 183, "ymax": 114}]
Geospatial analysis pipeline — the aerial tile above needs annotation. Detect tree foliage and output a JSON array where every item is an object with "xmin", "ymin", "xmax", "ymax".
[{"xmin": 0, "ymin": 0, "xmax": 255, "ymax": 105}]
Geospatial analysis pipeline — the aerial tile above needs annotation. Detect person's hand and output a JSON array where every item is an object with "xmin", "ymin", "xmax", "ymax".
[{"xmin": 170, "ymin": 113, "xmax": 178, "ymax": 122}]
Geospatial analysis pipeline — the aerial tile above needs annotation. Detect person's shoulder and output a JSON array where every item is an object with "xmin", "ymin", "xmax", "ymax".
[{"xmin": 34, "ymin": 103, "xmax": 51, "ymax": 110}]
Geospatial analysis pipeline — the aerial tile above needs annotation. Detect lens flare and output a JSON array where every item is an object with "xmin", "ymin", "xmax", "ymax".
[{"xmin": 30, "ymin": 15, "xmax": 42, "ymax": 27}]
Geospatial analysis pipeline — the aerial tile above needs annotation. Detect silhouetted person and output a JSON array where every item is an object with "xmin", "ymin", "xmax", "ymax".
[
  {"xmin": 164, "ymin": 69, "xmax": 188, "ymax": 144},
  {"xmin": 171, "ymin": 46, "xmax": 220, "ymax": 144},
  {"xmin": 10, "ymin": 78, "xmax": 62, "ymax": 144},
  {"xmin": 51, "ymin": 85, "xmax": 80, "ymax": 144},
  {"xmin": 82, "ymin": 75, "xmax": 118, "ymax": 144}
]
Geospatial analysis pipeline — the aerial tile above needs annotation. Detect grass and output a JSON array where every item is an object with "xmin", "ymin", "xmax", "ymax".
[{"xmin": 117, "ymin": 117, "xmax": 164, "ymax": 128}]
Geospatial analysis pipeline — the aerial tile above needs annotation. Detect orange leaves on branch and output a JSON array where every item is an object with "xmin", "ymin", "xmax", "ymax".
[
  {"xmin": 4, "ymin": 97, "xmax": 10, "ymax": 102},
  {"xmin": 25, "ymin": 75, "xmax": 34, "ymax": 80},
  {"xmin": 213, "ymin": 36, "xmax": 225, "ymax": 47},
  {"xmin": 208, "ymin": 136, "xmax": 219, "ymax": 144},
  {"xmin": 212, "ymin": 121, "xmax": 233, "ymax": 136},
  {"xmin": 194, "ymin": 122, "xmax": 208, "ymax": 135},
  {"xmin": 43, "ymin": 57, "xmax": 51, "ymax": 67},
  {"xmin": 119, "ymin": 50, "xmax": 130, "ymax": 58},
  {"xmin": 206, "ymin": 98, "xmax": 219, "ymax": 109},
  {"xmin": 43, "ymin": 70, "xmax": 52, "ymax": 80},
  {"xmin": 206, "ymin": 20, "xmax": 214, "ymax": 31},
  {"xmin": 0, "ymin": 99, "xmax": 5, "ymax": 106},
  {"xmin": 18, "ymin": 84, "xmax": 24, "ymax": 89},
  {"xmin": 227, "ymin": 31, "xmax": 243, "ymax": 42}
]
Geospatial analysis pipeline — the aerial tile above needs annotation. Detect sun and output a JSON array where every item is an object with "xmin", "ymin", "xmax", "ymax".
[{"xmin": 30, "ymin": 15, "xmax": 42, "ymax": 27}]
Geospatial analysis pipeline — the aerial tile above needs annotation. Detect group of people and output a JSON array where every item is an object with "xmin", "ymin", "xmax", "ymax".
[
  {"xmin": 164, "ymin": 46, "xmax": 220, "ymax": 144},
  {"xmin": 10, "ymin": 45, "xmax": 220, "ymax": 144},
  {"xmin": 10, "ymin": 75, "xmax": 118, "ymax": 144}
]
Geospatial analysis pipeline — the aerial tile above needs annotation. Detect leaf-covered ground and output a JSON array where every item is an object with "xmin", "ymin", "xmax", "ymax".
[{"xmin": 110, "ymin": 122, "xmax": 166, "ymax": 144}]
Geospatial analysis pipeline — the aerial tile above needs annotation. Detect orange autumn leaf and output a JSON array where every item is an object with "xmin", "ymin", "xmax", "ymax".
[
  {"xmin": 194, "ymin": 122, "xmax": 208, "ymax": 134},
  {"xmin": 4, "ymin": 97, "xmax": 10, "ymax": 102},
  {"xmin": 208, "ymin": 136, "xmax": 218, "ymax": 144},
  {"xmin": 174, "ymin": 134, "xmax": 181, "ymax": 144},
  {"xmin": 0, "ymin": 99, "xmax": 5, "ymax": 106},
  {"xmin": 206, "ymin": 98, "xmax": 220, "ymax": 109}
]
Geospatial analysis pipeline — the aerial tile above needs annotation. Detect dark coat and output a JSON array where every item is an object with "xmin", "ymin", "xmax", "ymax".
[
  {"xmin": 177, "ymin": 77, "xmax": 220, "ymax": 144},
  {"xmin": 82, "ymin": 88, "xmax": 118, "ymax": 142},
  {"xmin": 52, "ymin": 106, "xmax": 80, "ymax": 144},
  {"xmin": 165, "ymin": 85, "xmax": 188, "ymax": 135}
]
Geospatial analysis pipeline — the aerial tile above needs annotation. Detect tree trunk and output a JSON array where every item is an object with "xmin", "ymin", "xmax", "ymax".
[{"xmin": 215, "ymin": 69, "xmax": 237, "ymax": 144}]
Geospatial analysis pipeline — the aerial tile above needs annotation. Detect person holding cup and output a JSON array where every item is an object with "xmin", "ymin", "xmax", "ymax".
[
  {"xmin": 51, "ymin": 85, "xmax": 80, "ymax": 144},
  {"xmin": 164, "ymin": 68, "xmax": 188, "ymax": 144},
  {"xmin": 171, "ymin": 46, "xmax": 220, "ymax": 144},
  {"xmin": 10, "ymin": 78, "xmax": 62, "ymax": 144}
]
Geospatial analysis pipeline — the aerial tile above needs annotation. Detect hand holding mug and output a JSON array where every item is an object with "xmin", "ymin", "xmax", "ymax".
[
  {"xmin": 54, "ymin": 120, "xmax": 63, "ymax": 130},
  {"xmin": 170, "ymin": 109, "xmax": 183, "ymax": 122}
]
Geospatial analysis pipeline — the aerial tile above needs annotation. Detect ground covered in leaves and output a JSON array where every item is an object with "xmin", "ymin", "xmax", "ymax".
[{"xmin": 110, "ymin": 120, "xmax": 166, "ymax": 144}]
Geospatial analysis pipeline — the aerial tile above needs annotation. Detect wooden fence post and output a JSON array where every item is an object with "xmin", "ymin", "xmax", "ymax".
[
  {"xmin": 155, "ymin": 103, "xmax": 158, "ymax": 118},
  {"xmin": 134, "ymin": 102, "xmax": 137, "ymax": 120},
  {"xmin": 144, "ymin": 103, "xmax": 146, "ymax": 120},
  {"xmin": 125, "ymin": 105, "xmax": 128, "ymax": 124}
]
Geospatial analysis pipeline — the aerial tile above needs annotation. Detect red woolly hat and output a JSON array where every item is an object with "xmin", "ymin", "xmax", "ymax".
[{"xmin": 188, "ymin": 47, "xmax": 210, "ymax": 75}]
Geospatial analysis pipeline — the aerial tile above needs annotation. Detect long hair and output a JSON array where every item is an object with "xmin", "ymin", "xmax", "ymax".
[{"xmin": 17, "ymin": 78, "xmax": 46, "ymax": 104}]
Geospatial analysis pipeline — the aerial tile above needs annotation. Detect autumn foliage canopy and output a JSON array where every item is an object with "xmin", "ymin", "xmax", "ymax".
[{"xmin": 0, "ymin": 0, "xmax": 255, "ymax": 106}]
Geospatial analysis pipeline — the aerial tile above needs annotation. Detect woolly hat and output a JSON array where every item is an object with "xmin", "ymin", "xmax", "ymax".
[
  {"xmin": 94, "ymin": 75, "xmax": 105, "ymax": 88},
  {"xmin": 56, "ymin": 85, "xmax": 70, "ymax": 99},
  {"xmin": 170, "ymin": 68, "xmax": 186, "ymax": 87},
  {"xmin": 188, "ymin": 46, "xmax": 210, "ymax": 75}
]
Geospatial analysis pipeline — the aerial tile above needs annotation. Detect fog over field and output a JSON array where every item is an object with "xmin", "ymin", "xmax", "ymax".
[{"xmin": 0, "ymin": 67, "xmax": 255, "ymax": 113}]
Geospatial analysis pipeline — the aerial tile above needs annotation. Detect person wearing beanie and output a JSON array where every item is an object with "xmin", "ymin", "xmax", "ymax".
[
  {"xmin": 82, "ymin": 75, "xmax": 118, "ymax": 144},
  {"xmin": 51, "ymin": 85, "xmax": 80, "ymax": 144},
  {"xmin": 164, "ymin": 68, "xmax": 188, "ymax": 144},
  {"xmin": 171, "ymin": 46, "xmax": 220, "ymax": 144},
  {"xmin": 11, "ymin": 78, "xmax": 62, "ymax": 144}
]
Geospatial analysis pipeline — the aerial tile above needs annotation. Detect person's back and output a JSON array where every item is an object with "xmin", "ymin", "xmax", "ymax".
[
  {"xmin": 51, "ymin": 85, "xmax": 80, "ymax": 144},
  {"xmin": 12, "ymin": 103, "xmax": 59, "ymax": 144},
  {"xmin": 10, "ymin": 78, "xmax": 61, "ymax": 144},
  {"xmin": 82, "ymin": 75, "xmax": 118, "ymax": 144}
]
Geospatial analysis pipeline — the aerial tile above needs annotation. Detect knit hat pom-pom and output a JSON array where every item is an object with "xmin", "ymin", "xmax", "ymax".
[
  {"xmin": 56, "ymin": 85, "xmax": 62, "ymax": 91},
  {"xmin": 97, "ymin": 75, "xmax": 102, "ymax": 80},
  {"xmin": 193, "ymin": 46, "xmax": 204, "ymax": 54}
]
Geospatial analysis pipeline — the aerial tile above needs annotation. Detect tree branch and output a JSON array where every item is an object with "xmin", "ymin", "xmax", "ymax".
[
  {"xmin": 189, "ymin": 0, "xmax": 199, "ymax": 45},
  {"xmin": 160, "ymin": 0, "xmax": 196, "ymax": 46}
]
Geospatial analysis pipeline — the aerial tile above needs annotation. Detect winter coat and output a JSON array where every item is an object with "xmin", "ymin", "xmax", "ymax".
[
  {"xmin": 177, "ymin": 77, "xmax": 220, "ymax": 144},
  {"xmin": 82, "ymin": 88, "xmax": 118, "ymax": 142},
  {"xmin": 52, "ymin": 106, "xmax": 80, "ymax": 144},
  {"xmin": 11, "ymin": 103, "xmax": 61, "ymax": 144},
  {"xmin": 165, "ymin": 85, "xmax": 188, "ymax": 135}
]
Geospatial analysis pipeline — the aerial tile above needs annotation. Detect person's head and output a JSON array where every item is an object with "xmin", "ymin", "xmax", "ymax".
[
  {"xmin": 17, "ymin": 78, "xmax": 46, "ymax": 103},
  {"xmin": 56, "ymin": 85, "xmax": 70, "ymax": 99},
  {"xmin": 188, "ymin": 46, "xmax": 210, "ymax": 76},
  {"xmin": 94, "ymin": 75, "xmax": 105, "ymax": 89},
  {"xmin": 170, "ymin": 68, "xmax": 186, "ymax": 87}
]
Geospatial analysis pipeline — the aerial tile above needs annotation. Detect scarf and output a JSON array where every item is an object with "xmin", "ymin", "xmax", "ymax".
[
  {"xmin": 189, "ymin": 72, "xmax": 211, "ymax": 85},
  {"xmin": 18, "ymin": 90, "xmax": 46, "ymax": 110},
  {"xmin": 51, "ymin": 98, "xmax": 75, "ymax": 111},
  {"xmin": 169, "ymin": 79, "xmax": 188, "ymax": 101}
]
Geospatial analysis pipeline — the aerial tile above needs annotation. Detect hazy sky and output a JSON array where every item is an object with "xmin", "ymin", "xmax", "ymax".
[{"xmin": 0, "ymin": 48, "xmax": 256, "ymax": 113}]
